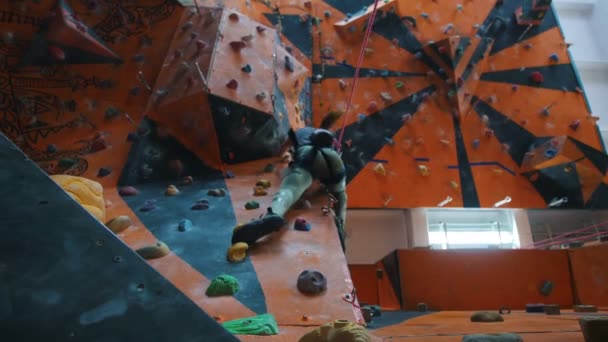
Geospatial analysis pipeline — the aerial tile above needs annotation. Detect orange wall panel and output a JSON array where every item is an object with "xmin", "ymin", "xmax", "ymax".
[
  {"xmin": 397, "ymin": 249, "xmax": 573, "ymax": 310},
  {"xmin": 348, "ymin": 265, "xmax": 379, "ymax": 306},
  {"xmin": 569, "ymin": 244, "xmax": 608, "ymax": 307}
]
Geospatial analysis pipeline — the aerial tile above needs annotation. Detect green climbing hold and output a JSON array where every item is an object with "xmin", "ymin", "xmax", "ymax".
[
  {"xmin": 222, "ymin": 313, "xmax": 279, "ymax": 336},
  {"xmin": 263, "ymin": 163, "xmax": 275, "ymax": 173},
  {"xmin": 245, "ymin": 201, "xmax": 260, "ymax": 210},
  {"xmin": 395, "ymin": 81, "xmax": 405, "ymax": 89},
  {"xmin": 206, "ymin": 274, "xmax": 240, "ymax": 297}
]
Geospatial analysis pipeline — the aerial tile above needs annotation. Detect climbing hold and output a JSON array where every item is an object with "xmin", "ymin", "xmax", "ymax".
[
  {"xmin": 395, "ymin": 81, "xmax": 405, "ymax": 89},
  {"xmin": 48, "ymin": 45, "xmax": 66, "ymax": 61},
  {"xmin": 284, "ymin": 56, "xmax": 294, "ymax": 72},
  {"xmin": 384, "ymin": 137, "xmax": 395, "ymax": 146},
  {"xmin": 241, "ymin": 64, "xmax": 252, "ymax": 73},
  {"xmin": 324, "ymin": 10, "xmax": 332, "ymax": 18},
  {"xmin": 136, "ymin": 241, "xmax": 170, "ymax": 260},
  {"xmin": 165, "ymin": 185, "xmax": 179, "ymax": 196},
  {"xmin": 256, "ymin": 92, "xmax": 267, "ymax": 101},
  {"xmin": 524, "ymin": 43, "xmax": 533, "ymax": 50},
  {"xmin": 256, "ymin": 179, "xmax": 271, "ymax": 189},
  {"xmin": 253, "ymin": 187, "xmax": 268, "ymax": 196},
  {"xmin": 191, "ymin": 199, "xmax": 210, "ymax": 210},
  {"xmin": 401, "ymin": 114, "xmax": 412, "ymax": 123},
  {"xmin": 189, "ymin": 32, "xmax": 198, "ymax": 40},
  {"xmin": 104, "ymin": 106, "xmax": 120, "ymax": 120},
  {"xmin": 173, "ymin": 49, "xmax": 183, "ymax": 60},
  {"xmin": 338, "ymin": 79, "xmax": 347, "ymax": 90},
  {"xmin": 569, "ymin": 119, "xmax": 581, "ymax": 131},
  {"xmin": 140, "ymin": 200, "xmax": 157, "ymax": 212},
  {"xmin": 380, "ymin": 92, "xmax": 393, "ymax": 102},
  {"xmin": 457, "ymin": 4, "xmax": 464, "ymax": 11},
  {"xmin": 129, "ymin": 86, "xmax": 140, "ymax": 96},
  {"xmin": 450, "ymin": 181, "xmax": 459, "ymax": 189},
  {"xmin": 195, "ymin": 40, "xmax": 207, "ymax": 51},
  {"xmin": 206, "ymin": 274, "xmax": 240, "ymax": 297},
  {"xmin": 181, "ymin": 21, "xmax": 193, "ymax": 31},
  {"xmin": 229, "ymin": 13, "xmax": 239, "ymax": 21},
  {"xmin": 549, "ymin": 53, "xmax": 559, "ymax": 62},
  {"xmin": 230, "ymin": 41, "xmax": 246, "ymax": 52},
  {"xmin": 472, "ymin": 139, "xmax": 480, "ymax": 149},
  {"xmin": 462, "ymin": 334, "xmax": 522, "ymax": 342},
  {"xmin": 421, "ymin": 12, "xmax": 429, "ymax": 19},
  {"xmin": 263, "ymin": 163, "xmax": 275, "ymax": 173},
  {"xmin": 484, "ymin": 128, "xmax": 494, "ymax": 138},
  {"xmin": 181, "ymin": 175, "xmax": 194, "ymax": 185},
  {"xmin": 119, "ymin": 186, "xmax": 138, "ymax": 196},
  {"xmin": 487, "ymin": 95, "xmax": 497, "ymax": 103},
  {"xmin": 502, "ymin": 143, "xmax": 510, "ymax": 152},
  {"xmin": 297, "ymin": 270, "xmax": 327, "ymax": 295},
  {"xmin": 374, "ymin": 163, "xmax": 386, "ymax": 176},
  {"xmin": 222, "ymin": 314, "xmax": 279, "ymax": 336},
  {"xmin": 227, "ymin": 242, "xmax": 249, "ymax": 263},
  {"xmin": 245, "ymin": 201, "xmax": 260, "ymax": 210},
  {"xmin": 367, "ymin": 101, "xmax": 378, "ymax": 113},
  {"xmin": 241, "ymin": 34, "xmax": 254, "ymax": 42},
  {"xmin": 105, "ymin": 215, "xmax": 132, "ymax": 234},
  {"xmin": 59, "ymin": 158, "xmax": 77, "ymax": 168},
  {"xmin": 529, "ymin": 71, "xmax": 544, "ymax": 84},
  {"xmin": 97, "ymin": 167, "xmax": 111, "ymax": 178},
  {"xmin": 364, "ymin": 47, "xmax": 374, "ymax": 55},
  {"xmin": 300, "ymin": 320, "xmax": 371, "ymax": 342},
  {"xmin": 294, "ymin": 217, "xmax": 311, "ymax": 231},
  {"xmin": 540, "ymin": 280, "xmax": 554, "ymax": 296},
  {"xmin": 544, "ymin": 304, "xmax": 561, "ymax": 315},
  {"xmin": 440, "ymin": 139, "xmax": 451, "ymax": 146},
  {"xmin": 226, "ymin": 79, "xmax": 239, "ymax": 90},
  {"xmin": 417, "ymin": 303, "xmax": 428, "ymax": 312},
  {"xmin": 91, "ymin": 136, "xmax": 109, "ymax": 152},
  {"xmin": 544, "ymin": 148, "xmax": 557, "ymax": 159},
  {"xmin": 470, "ymin": 311, "xmax": 504, "ymax": 323},
  {"xmin": 225, "ymin": 170, "xmax": 235, "ymax": 178},
  {"xmin": 418, "ymin": 165, "xmax": 430, "ymax": 176},
  {"xmin": 177, "ymin": 219, "xmax": 192, "ymax": 232}
]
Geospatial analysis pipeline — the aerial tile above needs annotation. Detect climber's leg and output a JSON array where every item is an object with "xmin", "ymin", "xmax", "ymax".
[{"xmin": 327, "ymin": 178, "xmax": 347, "ymax": 252}]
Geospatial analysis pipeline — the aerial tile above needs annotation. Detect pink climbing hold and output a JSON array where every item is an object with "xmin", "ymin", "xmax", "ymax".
[
  {"xmin": 230, "ymin": 41, "xmax": 246, "ymax": 52},
  {"xmin": 569, "ymin": 119, "xmax": 581, "ymax": 131},
  {"xmin": 530, "ymin": 71, "xmax": 544, "ymax": 84},
  {"xmin": 294, "ymin": 217, "xmax": 311, "ymax": 231},
  {"xmin": 367, "ymin": 101, "xmax": 378, "ymax": 113},
  {"xmin": 196, "ymin": 40, "xmax": 207, "ymax": 50},
  {"xmin": 484, "ymin": 128, "xmax": 494, "ymax": 138},
  {"xmin": 119, "ymin": 186, "xmax": 139, "ymax": 196},
  {"xmin": 226, "ymin": 79, "xmax": 238, "ymax": 90},
  {"xmin": 48, "ymin": 45, "xmax": 65, "ymax": 61}
]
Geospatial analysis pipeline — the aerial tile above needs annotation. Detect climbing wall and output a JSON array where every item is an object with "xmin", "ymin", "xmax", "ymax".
[{"xmin": 1, "ymin": 0, "xmax": 607, "ymax": 340}]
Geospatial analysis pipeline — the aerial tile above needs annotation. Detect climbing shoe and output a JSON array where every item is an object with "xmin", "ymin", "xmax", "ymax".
[{"xmin": 231, "ymin": 208, "xmax": 286, "ymax": 245}]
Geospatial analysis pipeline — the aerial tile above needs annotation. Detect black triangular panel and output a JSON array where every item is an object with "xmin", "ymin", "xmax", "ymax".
[
  {"xmin": 264, "ymin": 14, "xmax": 313, "ymax": 58},
  {"xmin": 471, "ymin": 96, "xmax": 540, "ymax": 166},
  {"xmin": 478, "ymin": 0, "xmax": 558, "ymax": 55},
  {"xmin": 373, "ymin": 13, "xmax": 446, "ymax": 79},
  {"xmin": 340, "ymin": 86, "xmax": 435, "ymax": 183},
  {"xmin": 322, "ymin": 0, "xmax": 375, "ymax": 15},
  {"xmin": 0, "ymin": 132, "xmax": 238, "ymax": 341},
  {"xmin": 569, "ymin": 137, "xmax": 608, "ymax": 174},
  {"xmin": 479, "ymin": 64, "xmax": 580, "ymax": 92},
  {"xmin": 586, "ymin": 183, "xmax": 608, "ymax": 209},
  {"xmin": 522, "ymin": 161, "xmax": 584, "ymax": 208},
  {"xmin": 118, "ymin": 119, "xmax": 268, "ymax": 315},
  {"xmin": 19, "ymin": 35, "xmax": 122, "ymax": 67},
  {"xmin": 381, "ymin": 250, "xmax": 403, "ymax": 308},
  {"xmin": 453, "ymin": 115, "xmax": 481, "ymax": 207}
]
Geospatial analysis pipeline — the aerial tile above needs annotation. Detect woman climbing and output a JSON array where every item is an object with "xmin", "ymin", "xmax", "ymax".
[{"xmin": 229, "ymin": 127, "xmax": 348, "ymax": 261}]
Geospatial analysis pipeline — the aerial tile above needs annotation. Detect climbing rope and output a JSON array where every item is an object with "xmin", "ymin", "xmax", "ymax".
[{"xmin": 336, "ymin": 0, "xmax": 382, "ymax": 151}]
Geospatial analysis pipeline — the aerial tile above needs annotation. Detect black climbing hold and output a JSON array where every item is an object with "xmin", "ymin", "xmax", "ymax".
[
  {"xmin": 525, "ymin": 303, "xmax": 545, "ymax": 313},
  {"xmin": 46, "ymin": 144, "xmax": 57, "ymax": 153},
  {"xmin": 241, "ymin": 64, "xmax": 252, "ymax": 73},
  {"xmin": 540, "ymin": 280, "xmax": 553, "ymax": 296},
  {"xmin": 297, "ymin": 270, "xmax": 327, "ymax": 295},
  {"xmin": 191, "ymin": 199, "xmax": 210, "ymax": 211},
  {"xmin": 178, "ymin": 219, "xmax": 192, "ymax": 232},
  {"xmin": 285, "ymin": 56, "xmax": 294, "ymax": 72},
  {"xmin": 97, "ymin": 167, "xmax": 111, "ymax": 178},
  {"xmin": 225, "ymin": 170, "xmax": 235, "ymax": 178}
]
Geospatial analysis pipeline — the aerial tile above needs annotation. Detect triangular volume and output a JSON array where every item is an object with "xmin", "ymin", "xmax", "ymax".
[
  {"xmin": 19, "ymin": 0, "xmax": 121, "ymax": 67},
  {"xmin": 569, "ymin": 137, "xmax": 608, "ymax": 174},
  {"xmin": 427, "ymin": 38, "xmax": 456, "ymax": 72}
]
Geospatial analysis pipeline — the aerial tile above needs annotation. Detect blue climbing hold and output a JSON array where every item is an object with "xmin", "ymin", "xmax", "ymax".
[
  {"xmin": 357, "ymin": 113, "xmax": 366, "ymax": 123},
  {"xmin": 178, "ymin": 219, "xmax": 193, "ymax": 232},
  {"xmin": 140, "ymin": 200, "xmax": 157, "ymax": 212},
  {"xmin": 380, "ymin": 70, "xmax": 390, "ymax": 77},
  {"xmin": 421, "ymin": 12, "xmax": 429, "ymax": 18},
  {"xmin": 472, "ymin": 139, "xmax": 480, "ymax": 150},
  {"xmin": 549, "ymin": 53, "xmax": 559, "ymax": 62},
  {"xmin": 225, "ymin": 170, "xmax": 235, "ymax": 178},
  {"xmin": 544, "ymin": 148, "xmax": 557, "ymax": 159},
  {"xmin": 294, "ymin": 217, "xmax": 311, "ymax": 231},
  {"xmin": 47, "ymin": 144, "xmax": 57, "ymax": 153}
]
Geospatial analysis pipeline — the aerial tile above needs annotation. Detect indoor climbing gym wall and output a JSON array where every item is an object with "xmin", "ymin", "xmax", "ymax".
[{"xmin": 1, "ymin": 0, "xmax": 608, "ymax": 341}]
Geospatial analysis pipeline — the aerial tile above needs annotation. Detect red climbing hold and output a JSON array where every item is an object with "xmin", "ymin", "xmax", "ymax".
[
  {"xmin": 438, "ymin": 46, "xmax": 447, "ymax": 54},
  {"xmin": 91, "ymin": 136, "xmax": 109, "ymax": 152},
  {"xmin": 226, "ymin": 79, "xmax": 238, "ymax": 90},
  {"xmin": 48, "ymin": 45, "xmax": 65, "ymax": 61},
  {"xmin": 530, "ymin": 71, "xmax": 544, "ymax": 84},
  {"xmin": 230, "ymin": 41, "xmax": 246, "ymax": 52},
  {"xmin": 196, "ymin": 40, "xmax": 207, "ymax": 50},
  {"xmin": 569, "ymin": 119, "xmax": 581, "ymax": 131},
  {"xmin": 367, "ymin": 101, "xmax": 378, "ymax": 113}
]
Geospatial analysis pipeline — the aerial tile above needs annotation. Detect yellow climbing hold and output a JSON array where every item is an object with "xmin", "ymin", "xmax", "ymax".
[
  {"xmin": 105, "ymin": 215, "xmax": 132, "ymax": 233},
  {"xmin": 256, "ymin": 179, "xmax": 271, "ymax": 189},
  {"xmin": 450, "ymin": 181, "xmax": 459, "ymax": 189},
  {"xmin": 136, "ymin": 241, "xmax": 171, "ymax": 260},
  {"xmin": 165, "ymin": 184, "xmax": 179, "ymax": 196},
  {"xmin": 50, "ymin": 175, "xmax": 106, "ymax": 222},
  {"xmin": 227, "ymin": 242, "xmax": 249, "ymax": 263},
  {"xmin": 493, "ymin": 168, "xmax": 504, "ymax": 175},
  {"xmin": 418, "ymin": 165, "xmax": 430, "ymax": 176},
  {"xmin": 373, "ymin": 163, "xmax": 386, "ymax": 176},
  {"xmin": 253, "ymin": 186, "xmax": 268, "ymax": 196},
  {"xmin": 299, "ymin": 319, "xmax": 372, "ymax": 342}
]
